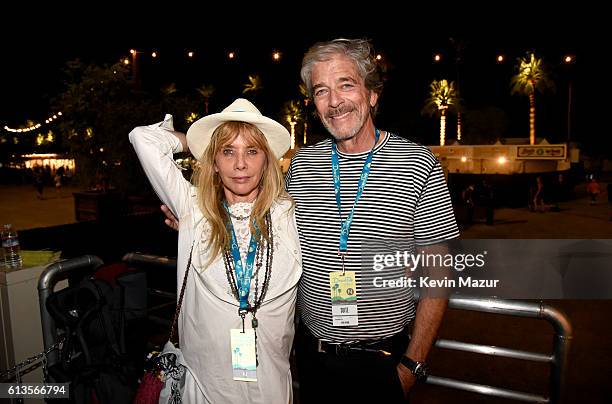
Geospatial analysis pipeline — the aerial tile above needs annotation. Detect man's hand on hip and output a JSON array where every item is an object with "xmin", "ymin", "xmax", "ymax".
[{"xmin": 396, "ymin": 363, "xmax": 416, "ymax": 399}]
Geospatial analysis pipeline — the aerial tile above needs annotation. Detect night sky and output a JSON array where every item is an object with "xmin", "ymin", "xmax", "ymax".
[{"xmin": 1, "ymin": 8, "xmax": 605, "ymax": 153}]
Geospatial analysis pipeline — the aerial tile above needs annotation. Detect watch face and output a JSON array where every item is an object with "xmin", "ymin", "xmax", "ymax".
[
  {"xmin": 414, "ymin": 362, "xmax": 429, "ymax": 380},
  {"xmin": 401, "ymin": 356, "xmax": 429, "ymax": 381}
]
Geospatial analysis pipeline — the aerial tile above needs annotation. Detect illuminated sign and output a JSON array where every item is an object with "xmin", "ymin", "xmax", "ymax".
[{"xmin": 516, "ymin": 146, "xmax": 566, "ymax": 160}]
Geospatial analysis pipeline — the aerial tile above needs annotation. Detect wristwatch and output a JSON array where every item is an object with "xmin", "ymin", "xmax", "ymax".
[{"xmin": 400, "ymin": 356, "xmax": 429, "ymax": 381}]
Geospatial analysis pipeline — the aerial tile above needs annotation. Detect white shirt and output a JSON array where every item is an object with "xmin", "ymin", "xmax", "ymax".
[{"xmin": 129, "ymin": 117, "xmax": 302, "ymax": 404}]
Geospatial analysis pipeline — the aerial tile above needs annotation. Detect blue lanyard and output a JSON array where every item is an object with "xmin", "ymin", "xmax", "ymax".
[
  {"xmin": 331, "ymin": 129, "xmax": 380, "ymax": 255},
  {"xmin": 224, "ymin": 204, "xmax": 260, "ymax": 310}
]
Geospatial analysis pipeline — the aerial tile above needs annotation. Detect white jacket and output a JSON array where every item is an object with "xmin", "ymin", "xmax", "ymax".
[{"xmin": 129, "ymin": 117, "xmax": 302, "ymax": 404}]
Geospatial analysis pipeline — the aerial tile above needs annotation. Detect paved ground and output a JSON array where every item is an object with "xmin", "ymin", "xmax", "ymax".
[
  {"xmin": 1, "ymin": 182, "xmax": 610, "ymax": 236},
  {"xmin": 1, "ymin": 182, "xmax": 611, "ymax": 403},
  {"xmin": 0, "ymin": 185, "xmax": 82, "ymax": 231},
  {"xmin": 420, "ymin": 182, "xmax": 612, "ymax": 403},
  {"xmin": 460, "ymin": 184, "xmax": 611, "ymax": 239}
]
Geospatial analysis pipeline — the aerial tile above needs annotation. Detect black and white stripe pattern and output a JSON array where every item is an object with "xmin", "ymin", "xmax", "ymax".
[{"xmin": 286, "ymin": 133, "xmax": 459, "ymax": 342}]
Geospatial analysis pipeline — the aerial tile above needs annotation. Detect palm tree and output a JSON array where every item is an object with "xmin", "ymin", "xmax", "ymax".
[
  {"xmin": 450, "ymin": 37, "xmax": 466, "ymax": 141},
  {"xmin": 511, "ymin": 52, "xmax": 555, "ymax": 145},
  {"xmin": 282, "ymin": 100, "xmax": 303, "ymax": 150},
  {"xmin": 299, "ymin": 83, "xmax": 310, "ymax": 144},
  {"xmin": 242, "ymin": 74, "xmax": 263, "ymax": 102},
  {"xmin": 161, "ymin": 83, "xmax": 177, "ymax": 96},
  {"xmin": 422, "ymin": 79, "xmax": 458, "ymax": 146},
  {"xmin": 196, "ymin": 84, "xmax": 215, "ymax": 115}
]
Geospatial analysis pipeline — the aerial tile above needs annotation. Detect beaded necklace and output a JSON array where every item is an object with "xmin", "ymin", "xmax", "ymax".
[{"xmin": 222, "ymin": 212, "xmax": 274, "ymax": 365}]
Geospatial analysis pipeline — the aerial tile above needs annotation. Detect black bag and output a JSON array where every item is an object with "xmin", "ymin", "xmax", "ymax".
[{"xmin": 46, "ymin": 268, "xmax": 147, "ymax": 403}]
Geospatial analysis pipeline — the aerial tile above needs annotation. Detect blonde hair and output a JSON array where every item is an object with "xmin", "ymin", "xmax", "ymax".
[{"xmin": 192, "ymin": 121, "xmax": 290, "ymax": 264}]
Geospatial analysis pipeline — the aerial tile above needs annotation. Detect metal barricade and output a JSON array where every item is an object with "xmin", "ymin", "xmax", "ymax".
[
  {"xmin": 426, "ymin": 296, "xmax": 572, "ymax": 403},
  {"xmin": 86, "ymin": 254, "xmax": 572, "ymax": 403},
  {"xmin": 37, "ymin": 255, "xmax": 104, "ymax": 369}
]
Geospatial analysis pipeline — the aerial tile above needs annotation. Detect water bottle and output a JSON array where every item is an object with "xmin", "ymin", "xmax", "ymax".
[{"xmin": 1, "ymin": 224, "xmax": 23, "ymax": 269}]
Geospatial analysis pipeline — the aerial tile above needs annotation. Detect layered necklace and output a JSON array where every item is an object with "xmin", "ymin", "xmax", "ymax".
[{"xmin": 222, "ymin": 207, "xmax": 274, "ymax": 366}]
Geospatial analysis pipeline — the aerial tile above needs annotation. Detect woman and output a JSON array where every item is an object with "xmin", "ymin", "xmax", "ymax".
[{"xmin": 129, "ymin": 98, "xmax": 301, "ymax": 403}]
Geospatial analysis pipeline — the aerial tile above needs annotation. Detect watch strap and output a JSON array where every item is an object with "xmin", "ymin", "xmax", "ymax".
[{"xmin": 400, "ymin": 355, "xmax": 428, "ymax": 381}]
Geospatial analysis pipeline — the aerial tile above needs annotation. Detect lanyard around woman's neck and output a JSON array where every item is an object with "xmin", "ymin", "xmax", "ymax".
[{"xmin": 224, "ymin": 202, "xmax": 259, "ymax": 311}]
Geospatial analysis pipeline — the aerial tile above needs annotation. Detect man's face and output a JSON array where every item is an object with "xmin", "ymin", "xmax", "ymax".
[{"xmin": 311, "ymin": 54, "xmax": 378, "ymax": 141}]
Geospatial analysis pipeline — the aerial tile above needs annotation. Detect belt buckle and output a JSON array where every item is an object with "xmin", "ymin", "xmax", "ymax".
[
  {"xmin": 335, "ymin": 344, "xmax": 350, "ymax": 356},
  {"xmin": 316, "ymin": 340, "xmax": 350, "ymax": 355}
]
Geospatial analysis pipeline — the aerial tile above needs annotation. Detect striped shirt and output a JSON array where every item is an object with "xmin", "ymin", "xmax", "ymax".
[{"xmin": 286, "ymin": 132, "xmax": 459, "ymax": 342}]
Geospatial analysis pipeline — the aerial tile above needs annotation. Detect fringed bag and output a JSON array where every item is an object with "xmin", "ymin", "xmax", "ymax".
[{"xmin": 133, "ymin": 245, "xmax": 204, "ymax": 404}]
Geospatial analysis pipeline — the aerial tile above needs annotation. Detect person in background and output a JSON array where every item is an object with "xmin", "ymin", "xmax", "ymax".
[
  {"xmin": 54, "ymin": 171, "xmax": 63, "ymax": 197},
  {"xmin": 533, "ymin": 176, "xmax": 545, "ymax": 213},
  {"xmin": 34, "ymin": 167, "xmax": 45, "ymax": 200},
  {"xmin": 586, "ymin": 177, "xmax": 601, "ymax": 205}
]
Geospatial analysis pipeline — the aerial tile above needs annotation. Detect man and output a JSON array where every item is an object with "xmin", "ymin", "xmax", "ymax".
[
  {"xmin": 288, "ymin": 38, "xmax": 458, "ymax": 402},
  {"xmin": 164, "ymin": 38, "xmax": 459, "ymax": 402}
]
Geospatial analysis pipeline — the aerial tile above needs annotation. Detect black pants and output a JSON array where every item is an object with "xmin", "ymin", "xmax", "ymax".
[{"xmin": 295, "ymin": 325, "xmax": 410, "ymax": 404}]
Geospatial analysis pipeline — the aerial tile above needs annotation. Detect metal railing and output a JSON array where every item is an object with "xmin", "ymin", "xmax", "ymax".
[
  {"xmin": 37, "ymin": 255, "xmax": 104, "ymax": 369},
  {"xmin": 118, "ymin": 254, "xmax": 572, "ymax": 402},
  {"xmin": 426, "ymin": 296, "xmax": 573, "ymax": 403},
  {"xmin": 37, "ymin": 255, "xmax": 570, "ymax": 402},
  {"xmin": 122, "ymin": 252, "xmax": 177, "ymax": 327},
  {"xmin": 121, "ymin": 252, "xmax": 176, "ymax": 270}
]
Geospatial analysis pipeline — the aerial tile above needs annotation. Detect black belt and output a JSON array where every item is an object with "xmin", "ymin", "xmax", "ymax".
[
  {"xmin": 316, "ymin": 339, "xmax": 393, "ymax": 356},
  {"xmin": 303, "ymin": 326, "xmax": 410, "ymax": 357}
]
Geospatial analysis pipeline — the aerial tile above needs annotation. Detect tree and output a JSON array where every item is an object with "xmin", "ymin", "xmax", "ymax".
[
  {"xmin": 299, "ymin": 84, "xmax": 311, "ymax": 145},
  {"xmin": 161, "ymin": 83, "xmax": 177, "ymax": 96},
  {"xmin": 511, "ymin": 52, "xmax": 555, "ymax": 145},
  {"xmin": 196, "ymin": 84, "xmax": 215, "ymax": 115},
  {"xmin": 449, "ymin": 37, "xmax": 467, "ymax": 141},
  {"xmin": 53, "ymin": 59, "xmax": 195, "ymax": 194},
  {"xmin": 281, "ymin": 100, "xmax": 303, "ymax": 150},
  {"xmin": 242, "ymin": 74, "xmax": 263, "ymax": 103},
  {"xmin": 422, "ymin": 79, "xmax": 459, "ymax": 146}
]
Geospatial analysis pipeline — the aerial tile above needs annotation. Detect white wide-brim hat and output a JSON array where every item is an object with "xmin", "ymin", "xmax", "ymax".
[{"xmin": 186, "ymin": 98, "xmax": 290, "ymax": 160}]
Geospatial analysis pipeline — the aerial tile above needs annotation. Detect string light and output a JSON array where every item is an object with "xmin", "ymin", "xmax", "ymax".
[
  {"xmin": 3, "ymin": 112, "xmax": 63, "ymax": 133},
  {"xmin": 3, "ymin": 47, "xmax": 577, "ymax": 137}
]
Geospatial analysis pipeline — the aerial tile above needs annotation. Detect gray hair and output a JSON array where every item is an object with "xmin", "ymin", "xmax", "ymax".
[{"xmin": 301, "ymin": 38, "xmax": 383, "ymax": 100}]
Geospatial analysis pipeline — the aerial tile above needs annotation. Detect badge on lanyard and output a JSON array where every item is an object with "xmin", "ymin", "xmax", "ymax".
[
  {"xmin": 329, "ymin": 129, "xmax": 380, "ymax": 327},
  {"xmin": 224, "ymin": 204, "xmax": 262, "ymax": 381},
  {"xmin": 230, "ymin": 328, "xmax": 257, "ymax": 381},
  {"xmin": 329, "ymin": 271, "xmax": 358, "ymax": 326}
]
